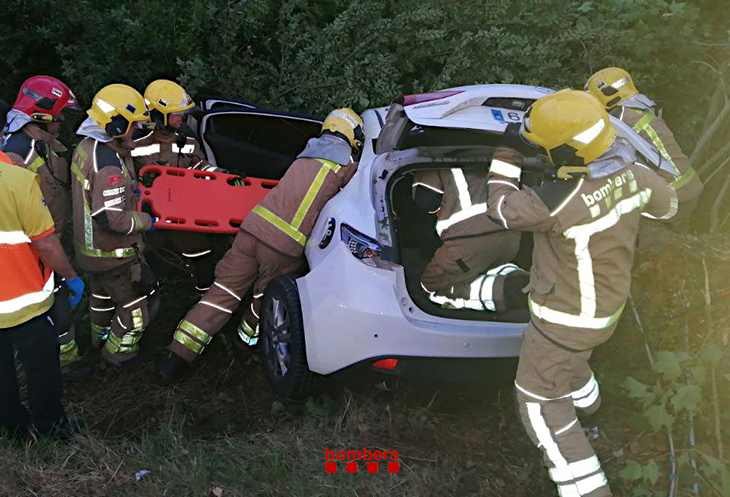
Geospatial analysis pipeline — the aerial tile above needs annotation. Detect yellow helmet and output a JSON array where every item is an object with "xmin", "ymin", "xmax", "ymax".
[
  {"xmin": 87, "ymin": 84, "xmax": 149, "ymax": 137},
  {"xmin": 585, "ymin": 67, "xmax": 639, "ymax": 110},
  {"xmin": 520, "ymin": 89, "xmax": 617, "ymax": 166},
  {"xmin": 321, "ymin": 108, "xmax": 364, "ymax": 151},
  {"xmin": 144, "ymin": 79, "xmax": 195, "ymax": 128}
]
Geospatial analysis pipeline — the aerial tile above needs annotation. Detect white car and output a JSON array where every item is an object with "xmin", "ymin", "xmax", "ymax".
[{"xmin": 192, "ymin": 85, "xmax": 673, "ymax": 400}]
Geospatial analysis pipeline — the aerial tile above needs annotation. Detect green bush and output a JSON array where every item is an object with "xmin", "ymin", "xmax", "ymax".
[{"xmin": 1, "ymin": 0, "xmax": 725, "ymax": 145}]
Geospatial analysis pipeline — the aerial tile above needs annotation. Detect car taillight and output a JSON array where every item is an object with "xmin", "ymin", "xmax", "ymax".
[
  {"xmin": 372, "ymin": 358, "xmax": 399, "ymax": 371},
  {"xmin": 340, "ymin": 224, "xmax": 381, "ymax": 266}
]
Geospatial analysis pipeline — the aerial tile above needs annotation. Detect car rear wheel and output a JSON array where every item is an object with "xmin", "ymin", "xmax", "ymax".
[{"xmin": 259, "ymin": 275, "xmax": 320, "ymax": 400}]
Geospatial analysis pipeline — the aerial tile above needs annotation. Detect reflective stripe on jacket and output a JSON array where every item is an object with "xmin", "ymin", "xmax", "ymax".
[
  {"xmin": 0, "ymin": 154, "xmax": 56, "ymax": 328},
  {"xmin": 617, "ymin": 106, "xmax": 703, "ymax": 204},
  {"xmin": 242, "ymin": 157, "xmax": 357, "ymax": 257},
  {"xmin": 131, "ymin": 130, "xmax": 213, "ymax": 172},
  {"xmin": 412, "ymin": 167, "xmax": 504, "ymax": 241}
]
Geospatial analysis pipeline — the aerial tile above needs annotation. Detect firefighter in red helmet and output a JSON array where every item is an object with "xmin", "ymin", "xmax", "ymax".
[{"xmin": 2, "ymin": 76, "xmax": 82, "ymax": 365}]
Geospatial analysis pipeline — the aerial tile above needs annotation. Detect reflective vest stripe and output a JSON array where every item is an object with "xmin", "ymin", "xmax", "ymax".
[
  {"xmin": 436, "ymin": 203, "xmax": 487, "ymax": 235},
  {"xmin": 172, "ymin": 143, "xmax": 195, "ymax": 154},
  {"xmin": 434, "ymin": 168, "xmax": 486, "ymax": 235},
  {"xmin": 563, "ymin": 190, "xmax": 650, "ymax": 320},
  {"xmin": 632, "ymin": 111, "xmax": 681, "ymax": 176},
  {"xmin": 291, "ymin": 160, "xmax": 341, "ymax": 229},
  {"xmin": 528, "ymin": 295, "xmax": 625, "ymax": 330},
  {"xmin": 451, "ymin": 168, "xmax": 472, "ymax": 210},
  {"xmin": 0, "ymin": 231, "xmax": 32, "ymax": 245},
  {"xmin": 27, "ymin": 155, "xmax": 45, "ymax": 173},
  {"xmin": 251, "ymin": 206, "xmax": 308, "ymax": 246},
  {"xmin": 130, "ymin": 144, "xmax": 161, "ymax": 157},
  {"xmin": 671, "ymin": 166, "xmax": 698, "ymax": 190},
  {"xmin": 0, "ymin": 270, "xmax": 54, "ymax": 315},
  {"xmin": 252, "ymin": 158, "xmax": 341, "ymax": 246}
]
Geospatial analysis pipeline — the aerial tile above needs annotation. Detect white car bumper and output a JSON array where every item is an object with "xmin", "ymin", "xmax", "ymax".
[{"xmin": 297, "ymin": 243, "xmax": 526, "ymax": 375}]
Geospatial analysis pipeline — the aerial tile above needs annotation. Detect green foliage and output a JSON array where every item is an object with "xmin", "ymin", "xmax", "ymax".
[
  {"xmin": 0, "ymin": 0, "xmax": 725, "ymax": 147},
  {"xmin": 622, "ymin": 341, "xmax": 729, "ymax": 494}
]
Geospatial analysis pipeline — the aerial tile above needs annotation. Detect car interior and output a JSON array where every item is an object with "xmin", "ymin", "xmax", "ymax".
[
  {"xmin": 202, "ymin": 112, "xmax": 322, "ymax": 180},
  {"xmin": 388, "ymin": 126, "xmax": 539, "ymax": 323}
]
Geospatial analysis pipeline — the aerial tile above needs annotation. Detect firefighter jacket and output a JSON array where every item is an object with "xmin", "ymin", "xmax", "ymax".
[
  {"xmin": 130, "ymin": 129, "xmax": 213, "ymax": 172},
  {"xmin": 0, "ymin": 152, "xmax": 56, "ymax": 328},
  {"xmin": 486, "ymin": 143, "xmax": 678, "ymax": 350},
  {"xmin": 412, "ymin": 167, "xmax": 516, "ymax": 242},
  {"xmin": 615, "ymin": 101, "xmax": 703, "ymax": 204},
  {"xmin": 241, "ymin": 135, "xmax": 357, "ymax": 257},
  {"xmin": 2, "ymin": 123, "xmax": 71, "ymax": 233},
  {"xmin": 71, "ymin": 137, "xmax": 153, "ymax": 273}
]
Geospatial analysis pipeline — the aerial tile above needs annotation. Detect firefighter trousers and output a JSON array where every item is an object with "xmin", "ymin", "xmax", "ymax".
[
  {"xmin": 169, "ymin": 231, "xmax": 304, "ymax": 363},
  {"xmin": 88, "ymin": 261, "xmax": 157, "ymax": 366},
  {"xmin": 515, "ymin": 323, "xmax": 611, "ymax": 497},
  {"xmin": 421, "ymin": 231, "xmax": 520, "ymax": 298}
]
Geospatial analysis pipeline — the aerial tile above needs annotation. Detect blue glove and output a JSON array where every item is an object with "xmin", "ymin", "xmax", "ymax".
[
  {"xmin": 150, "ymin": 216, "xmax": 159, "ymax": 232},
  {"xmin": 65, "ymin": 277, "xmax": 85, "ymax": 311}
]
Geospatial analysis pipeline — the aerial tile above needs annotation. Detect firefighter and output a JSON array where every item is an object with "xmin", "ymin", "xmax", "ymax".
[
  {"xmin": 411, "ymin": 167, "xmax": 521, "ymax": 308},
  {"xmin": 586, "ymin": 67, "xmax": 703, "ymax": 231},
  {"xmin": 2, "ymin": 76, "xmax": 82, "ymax": 364},
  {"xmin": 131, "ymin": 79, "xmax": 236, "ymax": 292},
  {"xmin": 158, "ymin": 108, "xmax": 364, "ymax": 381},
  {"xmin": 0, "ymin": 150, "xmax": 85, "ymax": 438},
  {"xmin": 486, "ymin": 90, "xmax": 677, "ymax": 496},
  {"xmin": 71, "ymin": 84, "xmax": 158, "ymax": 366}
]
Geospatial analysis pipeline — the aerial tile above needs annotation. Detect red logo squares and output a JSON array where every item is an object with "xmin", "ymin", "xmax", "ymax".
[
  {"xmin": 325, "ymin": 462, "xmax": 337, "ymax": 473},
  {"xmin": 388, "ymin": 462, "xmax": 400, "ymax": 473},
  {"xmin": 367, "ymin": 462, "xmax": 379, "ymax": 473},
  {"xmin": 346, "ymin": 462, "xmax": 358, "ymax": 473}
]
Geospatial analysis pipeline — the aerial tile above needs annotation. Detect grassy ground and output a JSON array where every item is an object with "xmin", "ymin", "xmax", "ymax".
[{"xmin": 1, "ymin": 227, "xmax": 728, "ymax": 497}]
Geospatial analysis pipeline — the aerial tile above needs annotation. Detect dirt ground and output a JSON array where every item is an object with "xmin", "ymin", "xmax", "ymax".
[{"xmin": 1, "ymin": 226, "xmax": 728, "ymax": 496}]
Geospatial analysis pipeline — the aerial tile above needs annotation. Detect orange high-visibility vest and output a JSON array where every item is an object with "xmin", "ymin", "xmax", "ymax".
[{"xmin": 0, "ymin": 151, "xmax": 56, "ymax": 328}]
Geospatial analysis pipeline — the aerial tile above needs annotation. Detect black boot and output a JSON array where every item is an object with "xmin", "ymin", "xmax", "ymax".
[{"xmin": 159, "ymin": 353, "xmax": 188, "ymax": 382}]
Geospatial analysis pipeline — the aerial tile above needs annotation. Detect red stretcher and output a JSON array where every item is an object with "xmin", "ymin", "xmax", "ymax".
[{"xmin": 137, "ymin": 165, "xmax": 278, "ymax": 234}]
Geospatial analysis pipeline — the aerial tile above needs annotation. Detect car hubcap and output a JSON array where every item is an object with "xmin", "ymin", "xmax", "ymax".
[{"xmin": 265, "ymin": 297, "xmax": 291, "ymax": 377}]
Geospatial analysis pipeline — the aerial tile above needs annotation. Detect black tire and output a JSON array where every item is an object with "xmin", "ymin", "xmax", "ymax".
[{"xmin": 259, "ymin": 275, "xmax": 320, "ymax": 401}]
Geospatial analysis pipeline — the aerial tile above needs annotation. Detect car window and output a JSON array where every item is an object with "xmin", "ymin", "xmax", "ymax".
[{"xmin": 207, "ymin": 113, "xmax": 321, "ymax": 157}]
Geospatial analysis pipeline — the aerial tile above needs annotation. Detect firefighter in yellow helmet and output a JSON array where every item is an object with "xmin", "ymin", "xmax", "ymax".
[
  {"xmin": 586, "ymin": 67, "xmax": 703, "ymax": 231},
  {"xmin": 132, "ymin": 80, "xmax": 234, "ymax": 294},
  {"xmin": 71, "ymin": 84, "xmax": 159, "ymax": 366},
  {"xmin": 486, "ymin": 90, "xmax": 678, "ymax": 497},
  {"xmin": 159, "ymin": 108, "xmax": 363, "ymax": 381}
]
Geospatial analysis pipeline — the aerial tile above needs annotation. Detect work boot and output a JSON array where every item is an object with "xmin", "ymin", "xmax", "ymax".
[{"xmin": 159, "ymin": 353, "xmax": 188, "ymax": 382}]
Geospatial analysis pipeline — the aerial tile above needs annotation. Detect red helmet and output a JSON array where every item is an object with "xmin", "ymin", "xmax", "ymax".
[{"xmin": 12, "ymin": 75, "xmax": 81, "ymax": 123}]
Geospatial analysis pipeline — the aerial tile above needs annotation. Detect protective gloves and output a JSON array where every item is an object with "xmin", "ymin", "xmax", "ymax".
[{"xmin": 65, "ymin": 277, "xmax": 85, "ymax": 311}]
